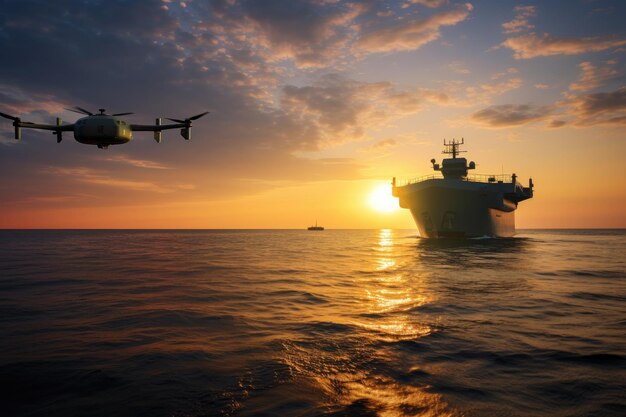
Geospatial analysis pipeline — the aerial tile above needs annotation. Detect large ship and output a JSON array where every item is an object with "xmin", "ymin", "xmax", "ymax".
[{"xmin": 392, "ymin": 139, "xmax": 533, "ymax": 238}]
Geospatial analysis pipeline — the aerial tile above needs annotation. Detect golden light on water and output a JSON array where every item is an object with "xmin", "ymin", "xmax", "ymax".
[
  {"xmin": 271, "ymin": 228, "xmax": 454, "ymax": 415},
  {"xmin": 343, "ymin": 229, "xmax": 434, "ymax": 344},
  {"xmin": 368, "ymin": 184, "xmax": 399, "ymax": 213}
]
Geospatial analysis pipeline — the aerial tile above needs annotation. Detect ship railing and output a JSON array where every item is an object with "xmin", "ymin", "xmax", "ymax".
[
  {"xmin": 400, "ymin": 174, "xmax": 443, "ymax": 185},
  {"xmin": 466, "ymin": 174, "xmax": 513, "ymax": 183},
  {"xmin": 400, "ymin": 173, "xmax": 513, "ymax": 186}
]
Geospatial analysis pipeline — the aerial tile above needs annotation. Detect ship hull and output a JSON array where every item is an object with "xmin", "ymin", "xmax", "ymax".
[{"xmin": 395, "ymin": 179, "xmax": 517, "ymax": 238}]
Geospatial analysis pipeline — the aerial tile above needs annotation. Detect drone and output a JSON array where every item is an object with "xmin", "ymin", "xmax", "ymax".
[{"xmin": 0, "ymin": 107, "xmax": 209, "ymax": 149}]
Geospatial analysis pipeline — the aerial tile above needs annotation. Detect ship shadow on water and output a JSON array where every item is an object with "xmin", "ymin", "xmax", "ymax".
[
  {"xmin": 410, "ymin": 235, "xmax": 531, "ymax": 268},
  {"xmin": 404, "ymin": 234, "xmax": 535, "ymax": 301},
  {"xmin": 413, "ymin": 235, "xmax": 530, "ymax": 249}
]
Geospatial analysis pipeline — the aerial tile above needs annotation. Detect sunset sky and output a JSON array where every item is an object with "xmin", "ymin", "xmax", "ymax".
[{"xmin": 1, "ymin": 0, "xmax": 624, "ymax": 229}]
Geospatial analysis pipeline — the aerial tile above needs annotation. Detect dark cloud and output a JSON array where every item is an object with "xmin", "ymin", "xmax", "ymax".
[
  {"xmin": 280, "ymin": 74, "xmax": 448, "ymax": 145},
  {"xmin": 240, "ymin": 0, "xmax": 350, "ymax": 66},
  {"xmin": 471, "ymin": 104, "xmax": 550, "ymax": 127},
  {"xmin": 568, "ymin": 87, "xmax": 626, "ymax": 126},
  {"xmin": 548, "ymin": 119, "xmax": 566, "ymax": 128},
  {"xmin": 573, "ymin": 87, "xmax": 626, "ymax": 116},
  {"xmin": 471, "ymin": 87, "xmax": 626, "ymax": 129}
]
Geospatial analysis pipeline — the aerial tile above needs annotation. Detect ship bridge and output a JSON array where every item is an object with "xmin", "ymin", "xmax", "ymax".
[{"xmin": 430, "ymin": 138, "xmax": 476, "ymax": 179}]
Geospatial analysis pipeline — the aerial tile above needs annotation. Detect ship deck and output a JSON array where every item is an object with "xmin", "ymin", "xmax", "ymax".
[{"xmin": 398, "ymin": 173, "xmax": 514, "ymax": 186}]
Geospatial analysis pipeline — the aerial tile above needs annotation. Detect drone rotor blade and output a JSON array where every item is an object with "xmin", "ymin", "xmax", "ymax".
[
  {"xmin": 0, "ymin": 111, "xmax": 19, "ymax": 121},
  {"xmin": 74, "ymin": 106, "xmax": 94, "ymax": 116},
  {"xmin": 65, "ymin": 107, "xmax": 92, "ymax": 116},
  {"xmin": 166, "ymin": 111, "xmax": 209, "ymax": 124},
  {"xmin": 112, "ymin": 112, "xmax": 134, "ymax": 116},
  {"xmin": 64, "ymin": 107, "xmax": 88, "ymax": 115},
  {"xmin": 188, "ymin": 111, "xmax": 209, "ymax": 121}
]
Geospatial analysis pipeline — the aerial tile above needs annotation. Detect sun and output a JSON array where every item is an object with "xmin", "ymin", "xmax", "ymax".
[{"xmin": 368, "ymin": 184, "xmax": 399, "ymax": 213}]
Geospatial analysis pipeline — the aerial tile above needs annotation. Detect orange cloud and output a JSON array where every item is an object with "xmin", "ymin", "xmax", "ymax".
[
  {"xmin": 105, "ymin": 154, "xmax": 172, "ymax": 170},
  {"xmin": 502, "ymin": 33, "xmax": 626, "ymax": 59},
  {"xmin": 0, "ymin": 84, "xmax": 64, "ymax": 115},
  {"xmin": 402, "ymin": 0, "xmax": 448, "ymax": 9},
  {"xmin": 449, "ymin": 73, "xmax": 522, "ymax": 106},
  {"xmin": 447, "ymin": 61, "xmax": 470, "ymax": 74},
  {"xmin": 501, "ymin": 5, "xmax": 536, "ymax": 34},
  {"xmin": 354, "ymin": 3, "xmax": 473, "ymax": 54},
  {"xmin": 46, "ymin": 166, "xmax": 176, "ymax": 193},
  {"xmin": 569, "ymin": 61, "xmax": 621, "ymax": 92}
]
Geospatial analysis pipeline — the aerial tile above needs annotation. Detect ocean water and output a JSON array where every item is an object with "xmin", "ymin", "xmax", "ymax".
[{"xmin": 0, "ymin": 229, "xmax": 624, "ymax": 417}]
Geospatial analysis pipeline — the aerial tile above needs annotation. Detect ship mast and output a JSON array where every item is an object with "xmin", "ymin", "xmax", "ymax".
[
  {"xmin": 431, "ymin": 138, "xmax": 474, "ymax": 179},
  {"xmin": 443, "ymin": 138, "xmax": 466, "ymax": 159}
]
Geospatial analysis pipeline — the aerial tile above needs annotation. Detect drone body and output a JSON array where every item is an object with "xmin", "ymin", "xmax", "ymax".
[{"xmin": 1, "ymin": 107, "xmax": 209, "ymax": 149}]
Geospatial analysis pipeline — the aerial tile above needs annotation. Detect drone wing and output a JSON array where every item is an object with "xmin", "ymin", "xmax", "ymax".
[
  {"xmin": 0, "ymin": 111, "xmax": 74, "ymax": 142},
  {"xmin": 130, "ymin": 112, "xmax": 208, "ymax": 142}
]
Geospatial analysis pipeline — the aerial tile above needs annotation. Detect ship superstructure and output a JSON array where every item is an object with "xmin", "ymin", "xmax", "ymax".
[{"xmin": 392, "ymin": 139, "xmax": 533, "ymax": 238}]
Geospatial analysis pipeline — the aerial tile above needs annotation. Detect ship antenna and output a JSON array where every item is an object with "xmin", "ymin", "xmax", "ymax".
[{"xmin": 442, "ymin": 137, "xmax": 466, "ymax": 158}]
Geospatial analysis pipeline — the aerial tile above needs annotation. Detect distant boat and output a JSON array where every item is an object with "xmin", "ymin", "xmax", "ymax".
[{"xmin": 307, "ymin": 221, "xmax": 324, "ymax": 231}]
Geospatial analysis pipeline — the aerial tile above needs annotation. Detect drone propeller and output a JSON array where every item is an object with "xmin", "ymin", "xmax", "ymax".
[
  {"xmin": 188, "ymin": 111, "xmax": 209, "ymax": 121},
  {"xmin": 65, "ymin": 106, "xmax": 93, "ymax": 116},
  {"xmin": 165, "ymin": 111, "xmax": 209, "ymax": 124},
  {"xmin": 76, "ymin": 106, "xmax": 94, "ymax": 115},
  {"xmin": 0, "ymin": 111, "xmax": 19, "ymax": 121},
  {"xmin": 112, "ymin": 112, "xmax": 134, "ymax": 116}
]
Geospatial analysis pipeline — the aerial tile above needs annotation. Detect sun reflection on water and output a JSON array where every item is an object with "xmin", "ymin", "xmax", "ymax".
[
  {"xmin": 360, "ymin": 229, "xmax": 433, "ymax": 330},
  {"xmin": 276, "ymin": 229, "xmax": 455, "ymax": 416},
  {"xmin": 283, "ymin": 343, "xmax": 456, "ymax": 417}
]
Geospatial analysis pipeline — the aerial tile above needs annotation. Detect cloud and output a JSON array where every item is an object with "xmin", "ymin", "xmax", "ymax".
[
  {"xmin": 467, "ymin": 80, "xmax": 626, "ymax": 129},
  {"xmin": 471, "ymin": 87, "xmax": 626, "ymax": 129},
  {"xmin": 491, "ymin": 67, "xmax": 518, "ymax": 80},
  {"xmin": 474, "ymin": 78, "xmax": 522, "ymax": 97},
  {"xmin": 402, "ymin": 0, "xmax": 448, "ymax": 9},
  {"xmin": 105, "ymin": 154, "xmax": 171, "ymax": 169},
  {"xmin": 234, "ymin": 0, "xmax": 368, "ymax": 68},
  {"xmin": 447, "ymin": 61, "xmax": 470, "ymax": 74},
  {"xmin": 548, "ymin": 119, "xmax": 566, "ymax": 128},
  {"xmin": 501, "ymin": 5, "xmax": 536, "ymax": 34},
  {"xmin": 471, "ymin": 104, "xmax": 551, "ymax": 127},
  {"xmin": 280, "ymin": 74, "xmax": 449, "ymax": 146},
  {"xmin": 45, "ymin": 166, "xmax": 175, "ymax": 193},
  {"xmin": 566, "ymin": 87, "xmax": 626, "ymax": 126},
  {"xmin": 569, "ymin": 61, "xmax": 621, "ymax": 92},
  {"xmin": 459, "ymin": 76, "xmax": 522, "ymax": 105},
  {"xmin": 502, "ymin": 33, "xmax": 626, "ymax": 59},
  {"xmin": 362, "ymin": 138, "xmax": 397, "ymax": 154},
  {"xmin": 354, "ymin": 2, "xmax": 473, "ymax": 54},
  {"xmin": 0, "ymin": 85, "xmax": 64, "ymax": 115}
]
